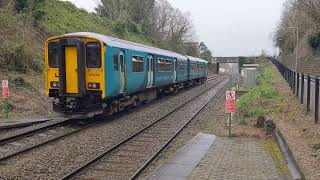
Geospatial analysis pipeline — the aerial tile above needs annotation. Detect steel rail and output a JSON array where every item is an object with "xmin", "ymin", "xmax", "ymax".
[
  {"xmin": 0, "ymin": 118, "xmax": 71, "ymax": 146},
  {"xmin": 130, "ymin": 77, "xmax": 229, "ymax": 179},
  {"xmin": 0, "ymin": 118, "xmax": 53, "ymax": 130},
  {"xmin": 61, "ymin": 75, "xmax": 229, "ymax": 180},
  {"xmin": 0, "ymin": 76, "xmax": 223, "ymax": 163},
  {"xmin": 0, "ymin": 121, "xmax": 98, "ymax": 162}
]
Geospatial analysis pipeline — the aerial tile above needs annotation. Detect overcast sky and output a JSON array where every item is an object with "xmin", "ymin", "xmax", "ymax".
[{"xmin": 65, "ymin": 0, "xmax": 286, "ymax": 56}]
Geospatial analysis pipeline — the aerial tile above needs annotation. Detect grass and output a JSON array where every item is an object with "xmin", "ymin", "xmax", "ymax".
[
  {"xmin": 236, "ymin": 61, "xmax": 283, "ymax": 125},
  {"xmin": 0, "ymin": 0, "xmax": 152, "ymax": 75},
  {"xmin": 41, "ymin": 0, "xmax": 150, "ymax": 44},
  {"xmin": 258, "ymin": 138, "xmax": 290, "ymax": 176}
]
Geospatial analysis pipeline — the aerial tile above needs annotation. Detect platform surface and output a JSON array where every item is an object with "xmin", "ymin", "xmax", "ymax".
[
  {"xmin": 189, "ymin": 138, "xmax": 289, "ymax": 180},
  {"xmin": 147, "ymin": 133, "xmax": 216, "ymax": 180},
  {"xmin": 147, "ymin": 133, "xmax": 290, "ymax": 180}
]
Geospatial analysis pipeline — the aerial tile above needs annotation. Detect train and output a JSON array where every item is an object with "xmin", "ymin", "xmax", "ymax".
[{"xmin": 45, "ymin": 32, "xmax": 208, "ymax": 117}]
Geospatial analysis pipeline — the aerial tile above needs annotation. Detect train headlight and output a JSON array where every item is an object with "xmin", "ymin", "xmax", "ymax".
[
  {"xmin": 88, "ymin": 83, "xmax": 100, "ymax": 89},
  {"xmin": 50, "ymin": 82, "xmax": 60, "ymax": 88}
]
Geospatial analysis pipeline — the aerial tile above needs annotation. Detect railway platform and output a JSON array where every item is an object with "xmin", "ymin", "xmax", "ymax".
[
  {"xmin": 147, "ymin": 133, "xmax": 291, "ymax": 180},
  {"xmin": 0, "ymin": 117, "xmax": 52, "ymax": 129}
]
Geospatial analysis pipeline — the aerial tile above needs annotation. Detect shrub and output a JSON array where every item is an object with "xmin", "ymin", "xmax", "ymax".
[
  {"xmin": 0, "ymin": 42, "xmax": 43, "ymax": 73},
  {"xmin": 308, "ymin": 32, "xmax": 320, "ymax": 52},
  {"xmin": 236, "ymin": 63, "xmax": 282, "ymax": 125},
  {"xmin": 113, "ymin": 20, "xmax": 129, "ymax": 38}
]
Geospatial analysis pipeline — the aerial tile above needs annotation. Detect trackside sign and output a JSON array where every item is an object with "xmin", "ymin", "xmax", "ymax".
[
  {"xmin": 226, "ymin": 91, "xmax": 236, "ymax": 113},
  {"xmin": 2, "ymin": 80, "xmax": 9, "ymax": 99}
]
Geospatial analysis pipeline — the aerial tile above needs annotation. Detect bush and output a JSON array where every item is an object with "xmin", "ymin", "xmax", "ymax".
[
  {"xmin": 308, "ymin": 32, "xmax": 320, "ymax": 52},
  {"xmin": 236, "ymin": 63, "xmax": 282, "ymax": 125},
  {"xmin": 0, "ymin": 43, "xmax": 43, "ymax": 73},
  {"xmin": 113, "ymin": 20, "xmax": 129, "ymax": 38},
  {"xmin": 12, "ymin": 77, "xmax": 32, "ymax": 88}
]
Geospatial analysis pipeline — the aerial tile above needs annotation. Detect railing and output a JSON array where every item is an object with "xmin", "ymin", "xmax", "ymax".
[{"xmin": 271, "ymin": 58, "xmax": 320, "ymax": 124}]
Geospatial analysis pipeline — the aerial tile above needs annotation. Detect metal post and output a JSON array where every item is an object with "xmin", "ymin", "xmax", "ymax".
[
  {"xmin": 228, "ymin": 113, "xmax": 232, "ymax": 137},
  {"xmin": 293, "ymin": 71, "xmax": 296, "ymax": 94},
  {"xmin": 301, "ymin": 74, "xmax": 304, "ymax": 104},
  {"xmin": 4, "ymin": 100, "xmax": 9, "ymax": 119},
  {"xmin": 296, "ymin": 73, "xmax": 299, "ymax": 97},
  {"xmin": 315, "ymin": 78, "xmax": 319, "ymax": 123},
  {"xmin": 307, "ymin": 75, "xmax": 311, "ymax": 112}
]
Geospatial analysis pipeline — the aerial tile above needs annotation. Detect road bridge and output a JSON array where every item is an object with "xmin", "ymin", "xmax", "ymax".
[{"xmin": 212, "ymin": 57, "xmax": 258, "ymax": 74}]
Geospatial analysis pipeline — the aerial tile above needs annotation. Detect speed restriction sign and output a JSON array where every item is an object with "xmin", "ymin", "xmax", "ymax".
[{"xmin": 226, "ymin": 91, "xmax": 236, "ymax": 113}]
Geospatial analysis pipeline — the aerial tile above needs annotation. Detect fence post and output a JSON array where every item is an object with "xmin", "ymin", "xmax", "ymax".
[
  {"xmin": 291, "ymin": 71, "xmax": 294, "ymax": 90},
  {"xmin": 307, "ymin": 75, "xmax": 311, "ymax": 112},
  {"xmin": 296, "ymin": 73, "xmax": 299, "ymax": 97},
  {"xmin": 301, "ymin": 74, "xmax": 304, "ymax": 104},
  {"xmin": 291, "ymin": 71, "xmax": 294, "ymax": 91},
  {"xmin": 315, "ymin": 77, "xmax": 319, "ymax": 124}
]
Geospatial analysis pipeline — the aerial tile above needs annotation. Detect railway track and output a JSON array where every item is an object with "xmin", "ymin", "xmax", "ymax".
[
  {"xmin": 0, "ymin": 118, "xmax": 53, "ymax": 131},
  {"xmin": 0, "ymin": 118, "xmax": 99, "ymax": 162},
  {"xmin": 0, "ymin": 75, "xmax": 223, "ymax": 164},
  {"xmin": 62, "ymin": 75, "xmax": 229, "ymax": 180}
]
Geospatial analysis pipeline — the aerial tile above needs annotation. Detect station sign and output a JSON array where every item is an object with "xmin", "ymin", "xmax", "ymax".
[
  {"xmin": 2, "ymin": 80, "xmax": 9, "ymax": 99},
  {"xmin": 226, "ymin": 91, "xmax": 236, "ymax": 113}
]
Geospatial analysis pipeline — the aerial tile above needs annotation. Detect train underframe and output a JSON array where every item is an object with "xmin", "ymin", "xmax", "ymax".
[{"xmin": 52, "ymin": 77, "xmax": 207, "ymax": 118}]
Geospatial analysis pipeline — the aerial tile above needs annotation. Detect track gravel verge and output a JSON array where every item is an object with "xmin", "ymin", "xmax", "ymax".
[{"xmin": 0, "ymin": 75, "xmax": 228, "ymax": 179}]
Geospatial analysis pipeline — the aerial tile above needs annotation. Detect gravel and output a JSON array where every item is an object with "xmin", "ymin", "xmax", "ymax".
[
  {"xmin": 0, "ymin": 117, "xmax": 67, "ymax": 141},
  {"xmin": 0, "ymin": 124, "xmax": 84, "ymax": 160},
  {"xmin": 138, "ymin": 78, "xmax": 233, "ymax": 179},
  {"xmin": 75, "ymin": 77, "xmax": 230, "ymax": 179},
  {"xmin": 0, "ymin": 75, "xmax": 228, "ymax": 179}
]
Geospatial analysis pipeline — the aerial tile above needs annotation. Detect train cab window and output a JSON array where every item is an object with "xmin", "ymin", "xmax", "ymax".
[
  {"xmin": 48, "ymin": 42, "xmax": 59, "ymax": 68},
  {"xmin": 113, "ymin": 55, "xmax": 119, "ymax": 71},
  {"xmin": 86, "ymin": 43, "xmax": 101, "ymax": 68},
  {"xmin": 132, "ymin": 55, "xmax": 144, "ymax": 72}
]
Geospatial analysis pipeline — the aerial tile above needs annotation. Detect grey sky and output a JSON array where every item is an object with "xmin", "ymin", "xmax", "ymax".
[{"xmin": 66, "ymin": 0, "xmax": 286, "ymax": 56}]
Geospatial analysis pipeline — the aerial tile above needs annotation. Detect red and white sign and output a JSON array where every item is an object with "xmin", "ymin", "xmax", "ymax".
[
  {"xmin": 226, "ymin": 91, "xmax": 236, "ymax": 113},
  {"xmin": 2, "ymin": 80, "xmax": 9, "ymax": 99}
]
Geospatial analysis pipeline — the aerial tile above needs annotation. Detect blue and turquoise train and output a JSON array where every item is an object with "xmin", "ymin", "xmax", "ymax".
[{"xmin": 45, "ymin": 32, "xmax": 208, "ymax": 116}]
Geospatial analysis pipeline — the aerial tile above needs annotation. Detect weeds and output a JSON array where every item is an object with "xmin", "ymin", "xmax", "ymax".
[{"xmin": 236, "ymin": 62, "xmax": 282, "ymax": 125}]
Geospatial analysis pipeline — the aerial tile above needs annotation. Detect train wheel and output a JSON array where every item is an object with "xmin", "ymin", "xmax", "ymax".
[
  {"xmin": 132, "ymin": 96, "xmax": 138, "ymax": 108},
  {"xmin": 108, "ymin": 101, "xmax": 119, "ymax": 115}
]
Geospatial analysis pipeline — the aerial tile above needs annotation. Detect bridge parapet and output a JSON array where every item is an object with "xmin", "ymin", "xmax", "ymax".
[{"xmin": 213, "ymin": 57, "xmax": 240, "ymax": 64}]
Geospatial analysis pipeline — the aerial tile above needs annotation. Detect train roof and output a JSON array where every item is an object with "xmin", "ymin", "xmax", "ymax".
[
  {"xmin": 186, "ymin": 56, "xmax": 208, "ymax": 63},
  {"xmin": 58, "ymin": 32, "xmax": 188, "ymax": 61}
]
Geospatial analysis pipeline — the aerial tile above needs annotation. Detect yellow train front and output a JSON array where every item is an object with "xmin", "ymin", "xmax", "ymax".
[
  {"xmin": 45, "ymin": 33, "xmax": 106, "ymax": 116},
  {"xmin": 45, "ymin": 32, "xmax": 208, "ymax": 117}
]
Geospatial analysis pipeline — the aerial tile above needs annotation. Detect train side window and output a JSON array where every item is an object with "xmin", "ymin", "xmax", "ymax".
[
  {"xmin": 86, "ymin": 43, "xmax": 101, "ymax": 68},
  {"xmin": 48, "ymin": 42, "xmax": 59, "ymax": 68},
  {"xmin": 191, "ymin": 63, "xmax": 197, "ymax": 71},
  {"xmin": 113, "ymin": 55, "xmax": 119, "ymax": 71},
  {"xmin": 179, "ymin": 62, "xmax": 184, "ymax": 71},
  {"xmin": 132, "ymin": 55, "xmax": 144, "ymax": 72},
  {"xmin": 158, "ymin": 58, "xmax": 172, "ymax": 72}
]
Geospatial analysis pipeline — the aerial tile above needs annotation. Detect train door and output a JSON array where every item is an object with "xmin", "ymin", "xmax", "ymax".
[
  {"xmin": 65, "ymin": 46, "xmax": 78, "ymax": 94},
  {"xmin": 173, "ymin": 58, "xmax": 177, "ymax": 83},
  {"xmin": 147, "ymin": 55, "xmax": 154, "ymax": 88},
  {"xmin": 119, "ymin": 51, "xmax": 126, "ymax": 93}
]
